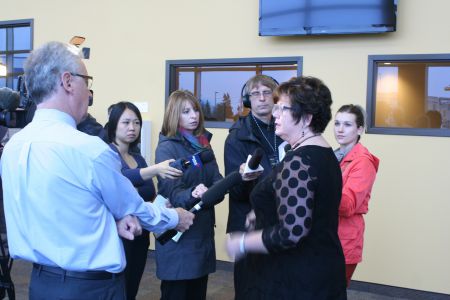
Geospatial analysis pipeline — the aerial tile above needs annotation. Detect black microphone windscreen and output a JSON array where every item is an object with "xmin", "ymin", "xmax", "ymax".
[
  {"xmin": 284, "ymin": 143, "xmax": 292, "ymax": 153},
  {"xmin": 156, "ymin": 170, "xmax": 241, "ymax": 245},
  {"xmin": 169, "ymin": 150, "xmax": 215, "ymax": 171},
  {"xmin": 0, "ymin": 87, "xmax": 20, "ymax": 111},
  {"xmin": 248, "ymin": 148, "xmax": 264, "ymax": 170},
  {"xmin": 201, "ymin": 171, "xmax": 241, "ymax": 207},
  {"xmin": 199, "ymin": 149, "xmax": 215, "ymax": 164}
]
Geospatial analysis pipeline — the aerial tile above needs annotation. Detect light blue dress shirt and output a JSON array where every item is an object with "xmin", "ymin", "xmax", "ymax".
[{"xmin": 0, "ymin": 109, "xmax": 178, "ymax": 273}]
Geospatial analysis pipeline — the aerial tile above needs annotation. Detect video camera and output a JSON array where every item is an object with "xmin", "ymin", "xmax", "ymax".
[{"xmin": 0, "ymin": 75, "xmax": 34, "ymax": 129}]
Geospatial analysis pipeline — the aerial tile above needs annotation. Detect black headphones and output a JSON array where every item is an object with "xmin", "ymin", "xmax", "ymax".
[{"xmin": 241, "ymin": 75, "xmax": 279, "ymax": 108}]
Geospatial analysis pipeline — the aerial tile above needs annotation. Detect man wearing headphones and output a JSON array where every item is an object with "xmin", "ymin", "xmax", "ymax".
[{"xmin": 224, "ymin": 74, "xmax": 283, "ymax": 298}]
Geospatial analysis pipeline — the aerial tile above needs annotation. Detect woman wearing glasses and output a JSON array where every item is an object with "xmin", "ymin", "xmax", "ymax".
[
  {"xmin": 334, "ymin": 104, "xmax": 379, "ymax": 286},
  {"xmin": 107, "ymin": 102, "xmax": 182, "ymax": 300},
  {"xmin": 226, "ymin": 76, "xmax": 347, "ymax": 299}
]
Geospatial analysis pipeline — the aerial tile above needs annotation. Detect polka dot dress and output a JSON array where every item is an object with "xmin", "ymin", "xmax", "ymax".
[
  {"xmin": 246, "ymin": 146, "xmax": 347, "ymax": 299},
  {"xmin": 264, "ymin": 150, "xmax": 317, "ymax": 251}
]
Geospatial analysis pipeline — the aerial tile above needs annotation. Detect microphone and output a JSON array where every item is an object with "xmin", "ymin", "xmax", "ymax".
[
  {"xmin": 201, "ymin": 147, "xmax": 262, "ymax": 208},
  {"xmin": 278, "ymin": 141, "xmax": 290, "ymax": 162},
  {"xmin": 284, "ymin": 143, "xmax": 291, "ymax": 152},
  {"xmin": 156, "ymin": 171, "xmax": 242, "ymax": 245},
  {"xmin": 247, "ymin": 148, "xmax": 264, "ymax": 170},
  {"xmin": 156, "ymin": 148, "xmax": 263, "ymax": 245},
  {"xmin": 199, "ymin": 171, "xmax": 242, "ymax": 208},
  {"xmin": 243, "ymin": 147, "xmax": 264, "ymax": 174},
  {"xmin": 169, "ymin": 149, "xmax": 215, "ymax": 171},
  {"xmin": 0, "ymin": 87, "xmax": 20, "ymax": 111},
  {"xmin": 89, "ymin": 89, "xmax": 94, "ymax": 106}
]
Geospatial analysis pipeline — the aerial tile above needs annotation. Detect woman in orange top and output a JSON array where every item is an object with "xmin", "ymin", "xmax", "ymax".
[{"xmin": 334, "ymin": 104, "xmax": 380, "ymax": 286}]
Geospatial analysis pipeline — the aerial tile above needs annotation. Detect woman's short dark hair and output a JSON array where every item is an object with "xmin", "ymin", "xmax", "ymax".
[
  {"xmin": 274, "ymin": 76, "xmax": 333, "ymax": 133},
  {"xmin": 107, "ymin": 101, "xmax": 142, "ymax": 150}
]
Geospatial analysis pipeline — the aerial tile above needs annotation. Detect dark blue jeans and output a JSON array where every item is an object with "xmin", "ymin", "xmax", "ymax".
[{"xmin": 29, "ymin": 265, "xmax": 126, "ymax": 300}]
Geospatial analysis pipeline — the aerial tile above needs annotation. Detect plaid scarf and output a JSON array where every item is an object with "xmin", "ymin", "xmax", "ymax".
[{"xmin": 178, "ymin": 128, "xmax": 210, "ymax": 151}]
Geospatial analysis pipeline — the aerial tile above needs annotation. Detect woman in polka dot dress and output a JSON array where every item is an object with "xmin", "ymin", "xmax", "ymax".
[
  {"xmin": 226, "ymin": 76, "xmax": 347, "ymax": 300},
  {"xmin": 334, "ymin": 104, "xmax": 379, "ymax": 286}
]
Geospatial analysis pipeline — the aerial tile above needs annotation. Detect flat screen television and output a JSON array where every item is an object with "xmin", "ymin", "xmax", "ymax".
[{"xmin": 259, "ymin": 0, "xmax": 397, "ymax": 36}]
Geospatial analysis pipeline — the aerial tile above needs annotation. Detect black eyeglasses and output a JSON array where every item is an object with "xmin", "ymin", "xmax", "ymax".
[{"xmin": 70, "ymin": 73, "xmax": 93, "ymax": 89}]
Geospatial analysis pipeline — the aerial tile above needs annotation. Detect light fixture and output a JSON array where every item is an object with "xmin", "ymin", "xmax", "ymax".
[
  {"xmin": 69, "ymin": 36, "xmax": 90, "ymax": 59},
  {"xmin": 0, "ymin": 62, "xmax": 6, "ymax": 77},
  {"xmin": 69, "ymin": 36, "xmax": 86, "ymax": 47}
]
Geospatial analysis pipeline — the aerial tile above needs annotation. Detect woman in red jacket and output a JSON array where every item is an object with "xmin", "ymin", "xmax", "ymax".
[{"xmin": 334, "ymin": 104, "xmax": 380, "ymax": 286}]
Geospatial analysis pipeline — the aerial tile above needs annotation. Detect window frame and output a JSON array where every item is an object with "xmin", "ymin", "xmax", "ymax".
[
  {"xmin": 0, "ymin": 19, "xmax": 34, "ymax": 89},
  {"xmin": 165, "ymin": 56, "xmax": 303, "ymax": 128},
  {"xmin": 366, "ymin": 54, "xmax": 450, "ymax": 137}
]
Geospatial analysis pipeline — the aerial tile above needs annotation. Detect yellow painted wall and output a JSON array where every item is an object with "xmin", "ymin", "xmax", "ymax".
[{"xmin": 2, "ymin": 0, "xmax": 450, "ymax": 294}]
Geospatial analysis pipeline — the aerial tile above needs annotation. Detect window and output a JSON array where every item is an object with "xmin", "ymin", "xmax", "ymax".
[
  {"xmin": 0, "ymin": 19, "xmax": 33, "ymax": 89},
  {"xmin": 166, "ymin": 57, "xmax": 302, "ymax": 128},
  {"xmin": 367, "ymin": 54, "xmax": 450, "ymax": 137}
]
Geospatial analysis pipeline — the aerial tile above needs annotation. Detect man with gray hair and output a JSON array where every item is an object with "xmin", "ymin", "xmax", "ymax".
[{"xmin": 0, "ymin": 41, "xmax": 194, "ymax": 299}]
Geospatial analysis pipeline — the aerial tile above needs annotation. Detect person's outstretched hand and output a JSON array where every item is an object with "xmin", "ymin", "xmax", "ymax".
[
  {"xmin": 174, "ymin": 207, "xmax": 195, "ymax": 232},
  {"xmin": 156, "ymin": 159, "xmax": 183, "ymax": 179},
  {"xmin": 191, "ymin": 183, "xmax": 208, "ymax": 198},
  {"xmin": 226, "ymin": 232, "xmax": 246, "ymax": 262},
  {"xmin": 239, "ymin": 163, "xmax": 263, "ymax": 181}
]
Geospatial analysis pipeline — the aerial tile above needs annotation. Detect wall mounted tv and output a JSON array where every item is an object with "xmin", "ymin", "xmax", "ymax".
[{"xmin": 259, "ymin": 0, "xmax": 397, "ymax": 36}]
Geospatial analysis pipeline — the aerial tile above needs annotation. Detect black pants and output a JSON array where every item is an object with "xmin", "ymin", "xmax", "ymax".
[
  {"xmin": 233, "ymin": 258, "xmax": 247, "ymax": 300},
  {"xmin": 29, "ymin": 265, "xmax": 126, "ymax": 300},
  {"xmin": 122, "ymin": 230, "xmax": 150, "ymax": 300},
  {"xmin": 160, "ymin": 275, "xmax": 208, "ymax": 300}
]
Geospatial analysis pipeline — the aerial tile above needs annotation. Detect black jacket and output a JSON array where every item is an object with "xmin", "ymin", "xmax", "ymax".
[
  {"xmin": 77, "ymin": 113, "xmax": 107, "ymax": 142},
  {"xmin": 224, "ymin": 114, "xmax": 283, "ymax": 233}
]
